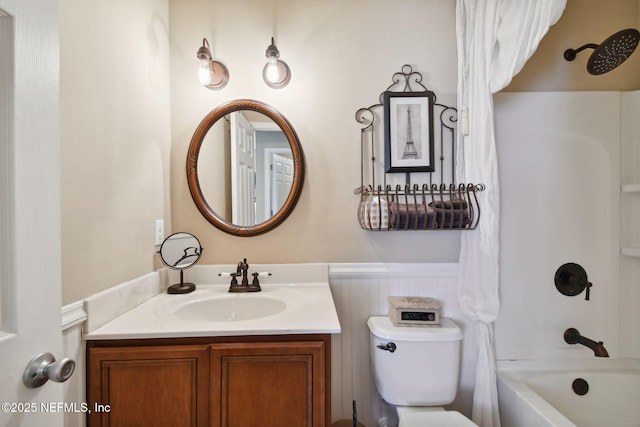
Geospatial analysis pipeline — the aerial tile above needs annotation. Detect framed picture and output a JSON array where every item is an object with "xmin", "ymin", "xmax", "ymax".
[{"xmin": 383, "ymin": 91, "xmax": 435, "ymax": 173}]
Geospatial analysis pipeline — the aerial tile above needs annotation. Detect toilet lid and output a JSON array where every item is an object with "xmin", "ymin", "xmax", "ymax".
[{"xmin": 399, "ymin": 411, "xmax": 477, "ymax": 427}]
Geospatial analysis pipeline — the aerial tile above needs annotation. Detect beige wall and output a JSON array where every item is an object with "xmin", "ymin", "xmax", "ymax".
[
  {"xmin": 170, "ymin": 0, "xmax": 640, "ymax": 266},
  {"xmin": 60, "ymin": 0, "xmax": 171, "ymax": 303},
  {"xmin": 170, "ymin": 0, "xmax": 462, "ymax": 265},
  {"xmin": 59, "ymin": 0, "xmax": 639, "ymax": 303}
]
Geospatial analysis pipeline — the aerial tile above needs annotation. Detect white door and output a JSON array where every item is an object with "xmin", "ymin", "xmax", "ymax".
[
  {"xmin": 0, "ymin": 1, "xmax": 66, "ymax": 426},
  {"xmin": 230, "ymin": 111, "xmax": 255, "ymax": 226},
  {"xmin": 270, "ymin": 153, "xmax": 294, "ymax": 216}
]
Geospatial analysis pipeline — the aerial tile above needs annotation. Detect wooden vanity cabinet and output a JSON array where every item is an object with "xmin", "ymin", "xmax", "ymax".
[
  {"xmin": 211, "ymin": 340, "xmax": 326, "ymax": 427},
  {"xmin": 87, "ymin": 334, "xmax": 331, "ymax": 427},
  {"xmin": 87, "ymin": 344, "xmax": 210, "ymax": 427}
]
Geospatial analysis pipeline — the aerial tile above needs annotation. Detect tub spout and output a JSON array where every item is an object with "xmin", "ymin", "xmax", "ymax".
[{"xmin": 564, "ymin": 328, "xmax": 609, "ymax": 357}]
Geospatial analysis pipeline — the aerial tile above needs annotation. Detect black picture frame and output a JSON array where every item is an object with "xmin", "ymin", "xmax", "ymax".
[{"xmin": 383, "ymin": 91, "xmax": 435, "ymax": 173}]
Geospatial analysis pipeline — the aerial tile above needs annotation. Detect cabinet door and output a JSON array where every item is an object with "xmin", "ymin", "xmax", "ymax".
[
  {"xmin": 88, "ymin": 345, "xmax": 210, "ymax": 427},
  {"xmin": 211, "ymin": 341, "xmax": 326, "ymax": 427}
]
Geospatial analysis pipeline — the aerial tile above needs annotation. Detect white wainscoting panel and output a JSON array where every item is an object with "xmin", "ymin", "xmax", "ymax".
[
  {"xmin": 328, "ymin": 263, "xmax": 475, "ymax": 427},
  {"xmin": 62, "ymin": 301, "xmax": 87, "ymax": 427}
]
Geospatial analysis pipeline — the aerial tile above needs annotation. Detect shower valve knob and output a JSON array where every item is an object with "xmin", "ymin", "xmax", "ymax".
[{"xmin": 554, "ymin": 263, "xmax": 593, "ymax": 301}]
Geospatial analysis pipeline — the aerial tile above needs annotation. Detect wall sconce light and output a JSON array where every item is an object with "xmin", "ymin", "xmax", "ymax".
[
  {"xmin": 196, "ymin": 38, "xmax": 229, "ymax": 90},
  {"xmin": 263, "ymin": 37, "xmax": 291, "ymax": 89}
]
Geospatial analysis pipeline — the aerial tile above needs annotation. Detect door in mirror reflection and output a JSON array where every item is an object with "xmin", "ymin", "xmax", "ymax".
[
  {"xmin": 197, "ymin": 110, "xmax": 293, "ymax": 226},
  {"xmin": 231, "ymin": 110, "xmax": 255, "ymax": 226}
]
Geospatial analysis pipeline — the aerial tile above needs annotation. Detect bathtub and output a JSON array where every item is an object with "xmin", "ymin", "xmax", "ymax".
[{"xmin": 497, "ymin": 359, "xmax": 640, "ymax": 427}]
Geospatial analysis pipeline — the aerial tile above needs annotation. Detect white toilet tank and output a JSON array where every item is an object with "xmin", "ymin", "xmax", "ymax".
[{"xmin": 367, "ymin": 316, "xmax": 463, "ymax": 406}]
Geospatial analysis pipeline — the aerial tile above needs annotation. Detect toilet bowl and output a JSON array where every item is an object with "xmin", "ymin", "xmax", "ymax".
[{"xmin": 367, "ymin": 316, "xmax": 476, "ymax": 427}]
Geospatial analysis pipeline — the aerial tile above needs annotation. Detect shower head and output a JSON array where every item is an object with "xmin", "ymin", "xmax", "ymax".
[{"xmin": 564, "ymin": 28, "xmax": 640, "ymax": 75}]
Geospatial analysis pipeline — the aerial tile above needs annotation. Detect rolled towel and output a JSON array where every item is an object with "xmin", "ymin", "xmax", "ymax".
[
  {"xmin": 369, "ymin": 196, "xmax": 389, "ymax": 230},
  {"xmin": 358, "ymin": 197, "xmax": 371, "ymax": 229},
  {"xmin": 389, "ymin": 201, "xmax": 437, "ymax": 230},
  {"xmin": 430, "ymin": 198, "xmax": 471, "ymax": 228}
]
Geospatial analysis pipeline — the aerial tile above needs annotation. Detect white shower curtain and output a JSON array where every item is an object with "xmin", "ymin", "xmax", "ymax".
[{"xmin": 455, "ymin": 1, "xmax": 566, "ymax": 426}]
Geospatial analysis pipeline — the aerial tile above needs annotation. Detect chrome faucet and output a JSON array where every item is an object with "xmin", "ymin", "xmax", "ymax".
[{"xmin": 564, "ymin": 328, "xmax": 609, "ymax": 357}]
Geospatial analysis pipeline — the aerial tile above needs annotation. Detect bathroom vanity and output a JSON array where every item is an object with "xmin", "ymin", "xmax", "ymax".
[
  {"xmin": 84, "ymin": 264, "xmax": 340, "ymax": 427},
  {"xmin": 87, "ymin": 334, "xmax": 330, "ymax": 426}
]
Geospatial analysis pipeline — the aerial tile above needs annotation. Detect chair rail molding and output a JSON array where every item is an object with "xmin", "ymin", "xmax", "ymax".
[
  {"xmin": 328, "ymin": 262, "xmax": 459, "ymax": 279},
  {"xmin": 62, "ymin": 301, "xmax": 87, "ymax": 332}
]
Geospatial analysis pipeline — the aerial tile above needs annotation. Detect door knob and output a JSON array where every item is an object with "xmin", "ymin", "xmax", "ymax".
[{"xmin": 23, "ymin": 352, "xmax": 75, "ymax": 388}]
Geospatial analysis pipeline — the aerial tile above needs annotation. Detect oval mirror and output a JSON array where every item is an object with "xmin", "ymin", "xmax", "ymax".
[
  {"xmin": 187, "ymin": 99, "xmax": 305, "ymax": 236},
  {"xmin": 159, "ymin": 232, "xmax": 203, "ymax": 294}
]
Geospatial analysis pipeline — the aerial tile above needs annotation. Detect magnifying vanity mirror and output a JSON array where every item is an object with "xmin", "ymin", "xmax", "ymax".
[
  {"xmin": 158, "ymin": 232, "xmax": 203, "ymax": 294},
  {"xmin": 187, "ymin": 99, "xmax": 305, "ymax": 236}
]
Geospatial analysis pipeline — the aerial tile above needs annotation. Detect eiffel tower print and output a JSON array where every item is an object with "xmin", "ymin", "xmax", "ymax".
[{"xmin": 402, "ymin": 104, "xmax": 420, "ymax": 159}]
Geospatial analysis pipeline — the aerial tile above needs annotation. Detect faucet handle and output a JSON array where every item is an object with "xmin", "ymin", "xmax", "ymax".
[
  {"xmin": 250, "ymin": 272, "xmax": 271, "ymax": 284},
  {"xmin": 218, "ymin": 272, "xmax": 239, "ymax": 287},
  {"xmin": 252, "ymin": 272, "xmax": 271, "ymax": 286}
]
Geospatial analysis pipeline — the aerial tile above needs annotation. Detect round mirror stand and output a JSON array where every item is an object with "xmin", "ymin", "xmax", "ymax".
[
  {"xmin": 158, "ymin": 232, "xmax": 203, "ymax": 294},
  {"xmin": 168, "ymin": 270, "xmax": 196, "ymax": 294}
]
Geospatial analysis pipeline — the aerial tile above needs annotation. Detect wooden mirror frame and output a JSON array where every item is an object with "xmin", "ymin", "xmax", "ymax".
[{"xmin": 186, "ymin": 99, "xmax": 305, "ymax": 237}]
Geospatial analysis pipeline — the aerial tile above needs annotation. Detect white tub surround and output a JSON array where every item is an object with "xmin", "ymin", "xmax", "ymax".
[
  {"xmin": 84, "ymin": 263, "xmax": 341, "ymax": 340},
  {"xmin": 497, "ymin": 359, "xmax": 640, "ymax": 427}
]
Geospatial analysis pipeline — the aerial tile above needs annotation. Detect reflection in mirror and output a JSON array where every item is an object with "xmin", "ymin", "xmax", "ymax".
[
  {"xmin": 158, "ymin": 232, "xmax": 202, "ymax": 294},
  {"xmin": 198, "ymin": 111, "xmax": 293, "ymax": 226},
  {"xmin": 187, "ymin": 99, "xmax": 304, "ymax": 237}
]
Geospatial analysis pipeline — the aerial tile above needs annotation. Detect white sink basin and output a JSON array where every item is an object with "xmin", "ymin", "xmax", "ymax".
[
  {"xmin": 85, "ymin": 263, "xmax": 342, "ymax": 340},
  {"xmin": 171, "ymin": 295, "xmax": 287, "ymax": 322}
]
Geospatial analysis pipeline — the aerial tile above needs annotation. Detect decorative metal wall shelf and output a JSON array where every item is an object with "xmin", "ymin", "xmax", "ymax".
[{"xmin": 355, "ymin": 65, "xmax": 484, "ymax": 231}]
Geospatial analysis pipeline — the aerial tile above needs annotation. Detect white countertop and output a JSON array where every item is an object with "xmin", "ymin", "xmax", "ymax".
[{"xmin": 85, "ymin": 281, "xmax": 341, "ymax": 340}]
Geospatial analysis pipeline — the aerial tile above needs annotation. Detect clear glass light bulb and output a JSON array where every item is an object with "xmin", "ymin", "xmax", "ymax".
[
  {"xmin": 265, "ymin": 57, "xmax": 280, "ymax": 83},
  {"xmin": 199, "ymin": 61, "xmax": 212, "ymax": 85}
]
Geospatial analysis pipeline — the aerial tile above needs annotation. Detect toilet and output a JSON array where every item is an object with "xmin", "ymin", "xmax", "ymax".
[{"xmin": 367, "ymin": 316, "xmax": 477, "ymax": 427}]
